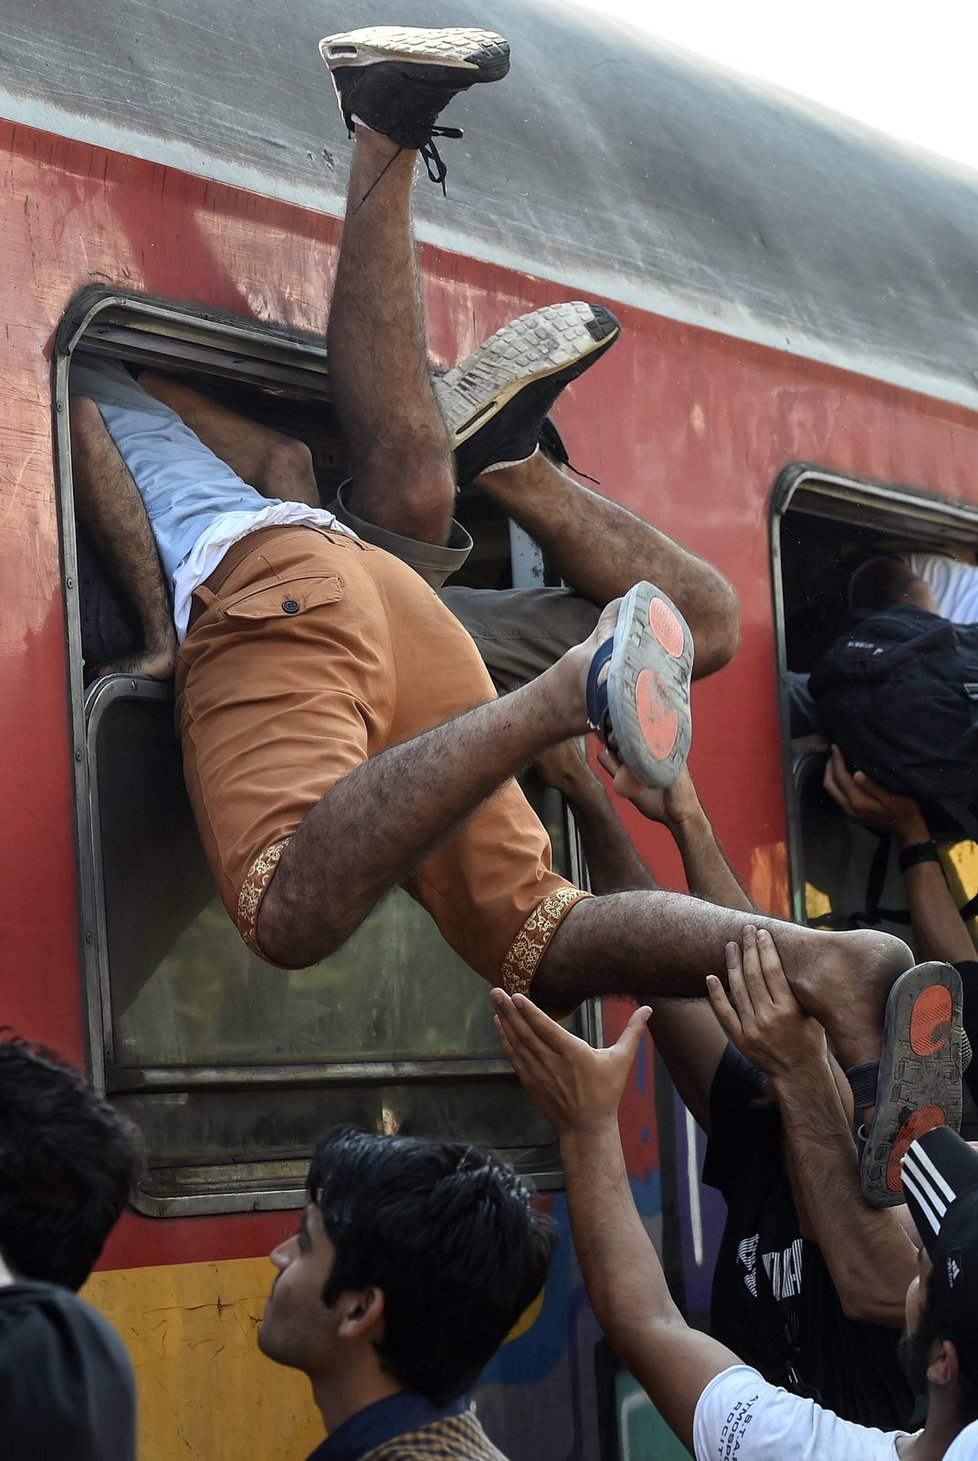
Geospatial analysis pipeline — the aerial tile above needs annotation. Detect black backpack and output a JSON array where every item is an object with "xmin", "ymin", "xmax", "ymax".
[{"xmin": 809, "ymin": 604, "xmax": 978, "ymax": 844}]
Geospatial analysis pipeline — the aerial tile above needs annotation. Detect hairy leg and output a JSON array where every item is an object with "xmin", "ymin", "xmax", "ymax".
[
  {"xmin": 70, "ymin": 395, "xmax": 176, "ymax": 680},
  {"xmin": 325, "ymin": 130, "xmax": 456, "ymax": 545},
  {"xmin": 534, "ymin": 892, "xmax": 910, "ymax": 1067},
  {"xmin": 476, "ymin": 451, "xmax": 740, "ymax": 678},
  {"xmin": 257, "ymin": 632, "xmax": 591, "ymax": 965}
]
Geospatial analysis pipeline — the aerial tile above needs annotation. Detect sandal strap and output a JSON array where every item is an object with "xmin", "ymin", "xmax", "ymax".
[
  {"xmin": 846, "ymin": 1060, "xmax": 880, "ymax": 1114},
  {"xmin": 585, "ymin": 636, "xmax": 614, "ymax": 744}
]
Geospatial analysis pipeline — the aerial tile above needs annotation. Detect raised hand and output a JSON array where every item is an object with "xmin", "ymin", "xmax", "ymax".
[{"xmin": 491, "ymin": 989, "xmax": 651, "ymax": 1134}]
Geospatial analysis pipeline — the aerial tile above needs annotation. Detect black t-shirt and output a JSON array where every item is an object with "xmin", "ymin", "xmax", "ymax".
[
  {"xmin": 703, "ymin": 1045, "xmax": 915, "ymax": 1432},
  {"xmin": 0, "ymin": 1280, "xmax": 137, "ymax": 1461}
]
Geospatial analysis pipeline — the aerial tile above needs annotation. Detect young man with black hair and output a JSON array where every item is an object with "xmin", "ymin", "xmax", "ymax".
[
  {"xmin": 0, "ymin": 1033, "xmax": 143, "ymax": 1459},
  {"xmin": 493, "ymin": 989, "xmax": 978, "ymax": 1459},
  {"xmin": 258, "ymin": 1124, "xmax": 555, "ymax": 1460}
]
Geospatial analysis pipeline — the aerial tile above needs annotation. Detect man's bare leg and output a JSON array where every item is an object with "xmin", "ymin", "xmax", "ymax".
[
  {"xmin": 475, "ymin": 451, "xmax": 740, "ymax": 677},
  {"xmin": 258, "ymin": 590, "xmax": 909, "ymax": 1037},
  {"xmin": 136, "ymin": 372, "xmax": 320, "ymax": 506},
  {"xmin": 70, "ymin": 396, "xmax": 176, "ymax": 680},
  {"xmin": 325, "ymin": 134, "xmax": 456, "ymax": 546}
]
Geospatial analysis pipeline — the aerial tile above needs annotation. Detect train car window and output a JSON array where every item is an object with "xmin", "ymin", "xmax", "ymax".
[
  {"xmin": 772, "ymin": 464, "xmax": 978, "ymax": 946},
  {"xmin": 57, "ymin": 292, "xmax": 593, "ymax": 1216}
]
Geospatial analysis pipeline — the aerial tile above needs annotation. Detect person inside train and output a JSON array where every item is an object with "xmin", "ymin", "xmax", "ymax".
[
  {"xmin": 0, "ymin": 1032, "xmax": 143, "ymax": 1460},
  {"xmin": 257, "ymin": 1123, "xmax": 555, "ymax": 1461},
  {"xmin": 824, "ymin": 749, "xmax": 978, "ymax": 1110},
  {"xmin": 494, "ymin": 986, "xmax": 978, "ymax": 1461},
  {"xmin": 68, "ymin": 25, "xmax": 930, "ymax": 1146},
  {"xmin": 533, "ymin": 737, "xmax": 957, "ymax": 1431}
]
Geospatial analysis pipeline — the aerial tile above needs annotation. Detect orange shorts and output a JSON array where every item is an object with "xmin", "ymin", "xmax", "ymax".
[{"xmin": 175, "ymin": 525, "xmax": 588, "ymax": 990}]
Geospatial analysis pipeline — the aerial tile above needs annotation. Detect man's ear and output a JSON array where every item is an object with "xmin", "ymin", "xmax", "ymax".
[
  {"xmin": 927, "ymin": 1336, "xmax": 960, "ymax": 1389},
  {"xmin": 337, "ymin": 1287, "xmax": 385, "ymax": 1341}
]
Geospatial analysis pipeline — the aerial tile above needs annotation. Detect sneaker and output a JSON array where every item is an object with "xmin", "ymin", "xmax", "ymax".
[
  {"xmin": 318, "ymin": 26, "xmax": 510, "ymax": 186},
  {"xmin": 433, "ymin": 302, "xmax": 620, "ymax": 484}
]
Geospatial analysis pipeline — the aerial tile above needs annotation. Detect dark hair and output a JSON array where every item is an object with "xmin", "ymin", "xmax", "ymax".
[
  {"xmin": 901, "ymin": 1272, "xmax": 978, "ymax": 1428},
  {"xmin": 0, "ymin": 1033, "xmax": 143, "ymax": 1289},
  {"xmin": 848, "ymin": 556, "xmax": 925, "ymax": 613},
  {"xmin": 308, "ymin": 1125, "xmax": 556, "ymax": 1405}
]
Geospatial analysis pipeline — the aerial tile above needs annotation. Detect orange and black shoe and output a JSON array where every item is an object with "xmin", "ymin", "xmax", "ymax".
[{"xmin": 853, "ymin": 962, "xmax": 964, "ymax": 1208}]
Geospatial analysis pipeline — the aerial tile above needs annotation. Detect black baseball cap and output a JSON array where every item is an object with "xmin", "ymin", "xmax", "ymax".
[{"xmin": 902, "ymin": 1127, "xmax": 978, "ymax": 1356}]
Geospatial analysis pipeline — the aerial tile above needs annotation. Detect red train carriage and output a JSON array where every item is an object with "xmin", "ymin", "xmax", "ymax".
[{"xmin": 2, "ymin": 2, "xmax": 978, "ymax": 1456}]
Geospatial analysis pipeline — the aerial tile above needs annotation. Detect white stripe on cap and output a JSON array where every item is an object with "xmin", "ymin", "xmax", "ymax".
[{"xmin": 902, "ymin": 1143, "xmax": 956, "ymax": 1240}]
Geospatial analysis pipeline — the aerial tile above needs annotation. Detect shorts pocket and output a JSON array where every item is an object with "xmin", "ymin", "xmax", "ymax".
[{"xmin": 221, "ymin": 573, "xmax": 344, "ymax": 621}]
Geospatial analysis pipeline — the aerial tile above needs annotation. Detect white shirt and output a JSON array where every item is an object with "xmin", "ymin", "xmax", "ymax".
[
  {"xmin": 945, "ymin": 1421, "xmax": 978, "ymax": 1460},
  {"xmin": 905, "ymin": 552, "xmax": 978, "ymax": 624},
  {"xmin": 693, "ymin": 1366, "xmax": 913, "ymax": 1461}
]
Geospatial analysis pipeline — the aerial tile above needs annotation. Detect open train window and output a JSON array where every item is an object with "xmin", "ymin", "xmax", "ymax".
[
  {"xmin": 772, "ymin": 463, "xmax": 978, "ymax": 944},
  {"xmin": 56, "ymin": 290, "xmax": 594, "ymax": 1216}
]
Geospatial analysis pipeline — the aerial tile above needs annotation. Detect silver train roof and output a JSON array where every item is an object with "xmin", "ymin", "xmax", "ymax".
[{"xmin": 3, "ymin": 0, "xmax": 978, "ymax": 408}]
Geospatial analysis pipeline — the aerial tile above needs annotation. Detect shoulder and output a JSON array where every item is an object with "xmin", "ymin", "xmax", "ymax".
[
  {"xmin": 0, "ymin": 1283, "xmax": 135, "ymax": 1458},
  {"xmin": 362, "ymin": 1409, "xmax": 508, "ymax": 1460},
  {"xmin": 692, "ymin": 1365, "xmax": 908, "ymax": 1461}
]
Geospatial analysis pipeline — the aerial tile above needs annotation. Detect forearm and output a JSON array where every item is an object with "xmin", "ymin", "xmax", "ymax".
[
  {"xmin": 70, "ymin": 397, "xmax": 175, "ymax": 655},
  {"xmin": 903, "ymin": 859, "xmax": 976, "ymax": 965},
  {"xmin": 772, "ymin": 1059, "xmax": 915, "ymax": 1326},
  {"xmin": 561, "ymin": 779, "xmax": 658, "ymax": 894},
  {"xmin": 562, "ymin": 1121, "xmax": 681, "ymax": 1341},
  {"xmin": 560, "ymin": 1117, "xmax": 738, "ymax": 1450},
  {"xmin": 672, "ymin": 809, "xmax": 754, "ymax": 912}
]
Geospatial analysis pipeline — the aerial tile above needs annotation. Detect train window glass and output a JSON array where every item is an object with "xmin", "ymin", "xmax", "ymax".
[
  {"xmin": 773, "ymin": 465, "xmax": 978, "ymax": 945},
  {"xmin": 59, "ymin": 294, "xmax": 592, "ymax": 1215}
]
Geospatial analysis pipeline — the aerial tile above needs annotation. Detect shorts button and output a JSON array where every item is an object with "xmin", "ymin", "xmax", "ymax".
[{"xmin": 282, "ymin": 598, "xmax": 300, "ymax": 614}]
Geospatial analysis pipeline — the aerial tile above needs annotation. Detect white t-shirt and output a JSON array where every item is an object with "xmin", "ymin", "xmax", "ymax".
[
  {"xmin": 945, "ymin": 1421, "xmax": 978, "ymax": 1460},
  {"xmin": 905, "ymin": 552, "xmax": 978, "ymax": 623},
  {"xmin": 692, "ymin": 1366, "xmax": 913, "ymax": 1461}
]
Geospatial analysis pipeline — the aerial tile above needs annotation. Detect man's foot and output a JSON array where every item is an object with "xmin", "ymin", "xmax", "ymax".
[
  {"xmin": 318, "ymin": 26, "xmax": 509, "ymax": 186},
  {"xmin": 584, "ymin": 583, "xmax": 693, "ymax": 790},
  {"xmin": 434, "ymin": 302, "xmax": 620, "ymax": 484}
]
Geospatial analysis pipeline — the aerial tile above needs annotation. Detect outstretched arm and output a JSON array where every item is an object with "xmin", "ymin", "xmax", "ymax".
[
  {"xmin": 492, "ymin": 989, "xmax": 741, "ymax": 1454},
  {"xmin": 534, "ymin": 742, "xmax": 727, "ymax": 1133},
  {"xmin": 707, "ymin": 929, "xmax": 916, "ymax": 1326},
  {"xmin": 70, "ymin": 395, "xmax": 176, "ymax": 680},
  {"xmin": 137, "ymin": 371, "xmax": 321, "ymax": 506},
  {"xmin": 597, "ymin": 750, "xmax": 754, "ymax": 912}
]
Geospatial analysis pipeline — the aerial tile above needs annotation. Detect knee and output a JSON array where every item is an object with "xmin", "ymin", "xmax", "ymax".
[
  {"xmin": 692, "ymin": 576, "xmax": 741, "ymax": 677},
  {"xmin": 255, "ymin": 872, "xmax": 348, "ymax": 969},
  {"xmin": 266, "ymin": 437, "xmax": 318, "ymax": 505}
]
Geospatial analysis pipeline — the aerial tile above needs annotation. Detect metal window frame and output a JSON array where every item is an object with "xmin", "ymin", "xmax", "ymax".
[
  {"xmin": 770, "ymin": 460, "xmax": 978, "ymax": 923},
  {"xmin": 56, "ymin": 287, "xmax": 601, "ymax": 1216}
]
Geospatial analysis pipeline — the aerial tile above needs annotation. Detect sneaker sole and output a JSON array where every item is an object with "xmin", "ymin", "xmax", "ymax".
[
  {"xmin": 434, "ymin": 302, "xmax": 620, "ymax": 447},
  {"xmin": 607, "ymin": 583, "xmax": 694, "ymax": 789},
  {"xmin": 860, "ymin": 962, "xmax": 963, "ymax": 1208},
  {"xmin": 320, "ymin": 27, "xmax": 511, "ymax": 81}
]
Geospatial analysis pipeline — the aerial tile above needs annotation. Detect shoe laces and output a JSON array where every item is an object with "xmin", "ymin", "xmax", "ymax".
[{"xmin": 420, "ymin": 125, "xmax": 462, "ymax": 194}]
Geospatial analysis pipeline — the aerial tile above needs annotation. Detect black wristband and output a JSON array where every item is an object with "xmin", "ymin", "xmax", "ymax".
[{"xmin": 898, "ymin": 840, "xmax": 940, "ymax": 873}]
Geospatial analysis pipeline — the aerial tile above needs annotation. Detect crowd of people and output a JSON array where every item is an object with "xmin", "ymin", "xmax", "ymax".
[{"xmin": 8, "ymin": 22, "xmax": 978, "ymax": 1461}]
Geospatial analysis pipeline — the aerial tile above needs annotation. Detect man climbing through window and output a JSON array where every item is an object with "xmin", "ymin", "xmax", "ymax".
[{"xmin": 68, "ymin": 26, "xmax": 942, "ymax": 1192}]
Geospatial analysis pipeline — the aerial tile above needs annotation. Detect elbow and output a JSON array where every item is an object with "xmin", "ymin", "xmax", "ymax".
[
  {"xmin": 267, "ymin": 437, "xmax": 319, "ymax": 505},
  {"xmin": 837, "ymin": 1276, "xmax": 902, "ymax": 1327}
]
